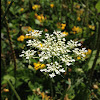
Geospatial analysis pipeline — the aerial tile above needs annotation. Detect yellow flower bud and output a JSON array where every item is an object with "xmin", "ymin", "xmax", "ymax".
[
  {"xmin": 63, "ymin": 31, "xmax": 68, "ymax": 36},
  {"xmin": 3, "ymin": 89, "xmax": 9, "ymax": 92},
  {"xmin": 77, "ymin": 16, "xmax": 81, "ymax": 21},
  {"xmin": 8, "ymin": 1, "xmax": 11, "ymax": 4},
  {"xmin": 77, "ymin": 56, "xmax": 81, "ymax": 60},
  {"xmin": 50, "ymin": 4, "xmax": 54, "ymax": 8},
  {"xmin": 20, "ymin": 8, "xmax": 24, "ymax": 12}
]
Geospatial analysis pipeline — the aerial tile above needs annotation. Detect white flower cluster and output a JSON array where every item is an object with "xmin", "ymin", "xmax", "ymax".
[
  {"xmin": 20, "ymin": 30, "xmax": 87, "ymax": 78},
  {"xmin": 40, "ymin": 62, "xmax": 65, "ymax": 78},
  {"xmin": 53, "ymin": 30, "xmax": 66, "ymax": 38},
  {"xmin": 26, "ymin": 30, "xmax": 42, "ymax": 37},
  {"xmin": 67, "ymin": 40, "xmax": 82, "ymax": 49},
  {"xmin": 20, "ymin": 50, "xmax": 36, "ymax": 59},
  {"xmin": 73, "ymin": 48, "xmax": 87, "ymax": 58}
]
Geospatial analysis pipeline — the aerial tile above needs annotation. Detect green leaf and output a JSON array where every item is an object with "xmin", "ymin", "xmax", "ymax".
[
  {"xmin": 65, "ymin": 81, "xmax": 71, "ymax": 85},
  {"xmin": 28, "ymin": 81, "xmax": 34, "ymax": 90},
  {"xmin": 95, "ymin": 0, "xmax": 100, "ymax": 13},
  {"xmin": 35, "ymin": 19, "xmax": 41, "ymax": 25},
  {"xmin": 28, "ymin": 65, "xmax": 34, "ymax": 71},
  {"xmin": 15, "ymin": 80, "xmax": 23, "ymax": 88},
  {"xmin": 87, "ymin": 50, "xmax": 100, "ymax": 70},
  {"xmin": 21, "ymin": 76, "xmax": 29, "ymax": 82},
  {"xmin": 3, "ymin": 75, "xmax": 15, "ymax": 85},
  {"xmin": 27, "ymin": 95, "xmax": 35, "ymax": 100}
]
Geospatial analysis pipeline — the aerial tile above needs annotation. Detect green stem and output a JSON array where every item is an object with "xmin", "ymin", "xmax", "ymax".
[
  {"xmin": 50, "ymin": 78, "xmax": 53, "ymax": 98},
  {"xmin": 7, "ymin": 80, "xmax": 21, "ymax": 100},
  {"xmin": 88, "ymin": 22, "xmax": 100, "ymax": 85}
]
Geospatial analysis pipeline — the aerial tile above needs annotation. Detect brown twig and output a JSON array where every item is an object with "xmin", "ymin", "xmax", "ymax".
[{"xmin": 1, "ymin": 7, "xmax": 17, "ymax": 79}]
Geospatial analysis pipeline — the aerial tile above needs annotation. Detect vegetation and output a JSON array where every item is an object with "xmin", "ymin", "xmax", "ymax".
[{"xmin": 1, "ymin": 0, "xmax": 100, "ymax": 100}]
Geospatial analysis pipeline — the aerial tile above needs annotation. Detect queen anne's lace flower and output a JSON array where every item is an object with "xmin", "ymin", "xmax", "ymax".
[
  {"xmin": 26, "ymin": 30, "xmax": 42, "ymax": 38},
  {"xmin": 20, "ymin": 30, "xmax": 87, "ymax": 78},
  {"xmin": 40, "ymin": 62, "xmax": 65, "ymax": 78},
  {"xmin": 20, "ymin": 50, "xmax": 36, "ymax": 59}
]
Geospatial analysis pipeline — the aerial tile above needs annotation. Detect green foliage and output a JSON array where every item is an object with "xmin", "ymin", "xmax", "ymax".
[
  {"xmin": 1, "ymin": 0, "xmax": 100, "ymax": 100},
  {"xmin": 96, "ymin": 0, "xmax": 100, "ymax": 13}
]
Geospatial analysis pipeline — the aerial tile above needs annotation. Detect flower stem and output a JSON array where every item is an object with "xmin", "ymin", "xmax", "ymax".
[
  {"xmin": 7, "ymin": 80, "xmax": 21, "ymax": 100},
  {"xmin": 88, "ymin": 22, "xmax": 100, "ymax": 85},
  {"xmin": 50, "ymin": 78, "xmax": 53, "ymax": 98}
]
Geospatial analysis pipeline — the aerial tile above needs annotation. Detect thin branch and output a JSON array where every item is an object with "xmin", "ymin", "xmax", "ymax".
[
  {"xmin": 7, "ymin": 80, "xmax": 21, "ymax": 100},
  {"xmin": 1, "ymin": 7, "xmax": 17, "ymax": 82},
  {"xmin": 79, "ymin": 0, "xmax": 100, "ymax": 23},
  {"xmin": 1, "ymin": 0, "xmax": 14, "ymax": 24}
]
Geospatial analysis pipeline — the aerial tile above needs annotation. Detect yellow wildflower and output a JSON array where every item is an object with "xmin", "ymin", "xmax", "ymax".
[
  {"xmin": 32, "ymin": 5, "xmax": 40, "ymax": 10},
  {"xmin": 36, "ymin": 14, "xmax": 46, "ymax": 22},
  {"xmin": 24, "ymin": 35, "xmax": 32, "ymax": 39},
  {"xmin": 50, "ymin": 4, "xmax": 54, "ymax": 8},
  {"xmin": 41, "ymin": 92, "xmax": 45, "ymax": 99},
  {"xmin": 88, "ymin": 25, "xmax": 92, "ymax": 29},
  {"xmin": 3, "ymin": 89, "xmax": 9, "ymax": 92},
  {"xmin": 17, "ymin": 35, "xmax": 25, "ymax": 42},
  {"xmin": 33, "ymin": 62, "xmax": 45, "ymax": 70},
  {"xmin": 72, "ymin": 26, "xmax": 77, "ymax": 31},
  {"xmin": 25, "ymin": 35, "xmax": 29, "ymax": 39},
  {"xmin": 77, "ymin": 56, "xmax": 81, "ymax": 60},
  {"xmin": 88, "ymin": 25, "xmax": 95, "ymax": 30},
  {"xmin": 85, "ymin": 49, "xmax": 92, "ymax": 55},
  {"xmin": 28, "ymin": 36, "xmax": 32, "ymax": 39},
  {"xmin": 63, "ymin": 31, "xmax": 68, "ymax": 36},
  {"xmin": 61, "ymin": 26, "xmax": 65, "ymax": 30},
  {"xmin": 57, "ymin": 23, "xmax": 66, "ymax": 30},
  {"xmin": 45, "ymin": 96, "xmax": 49, "ymax": 100},
  {"xmin": 27, "ymin": 27, "xmax": 34, "ymax": 32},
  {"xmin": 8, "ymin": 1, "xmax": 11, "ymax": 4},
  {"xmin": 73, "ymin": 31, "xmax": 76, "ymax": 34},
  {"xmin": 87, "ymin": 49, "xmax": 92, "ymax": 54},
  {"xmin": 88, "ymin": 49, "xmax": 92, "ymax": 53},
  {"xmin": 37, "ymin": 15, "xmax": 41, "ymax": 21},
  {"xmin": 32, "ymin": 6, "xmax": 35, "ymax": 10},
  {"xmin": 62, "ymin": 24, "xmax": 66, "ymax": 27},
  {"xmin": 61, "ymin": 24, "xmax": 66, "ymax": 30},
  {"xmin": 77, "ymin": 16, "xmax": 81, "ymax": 21},
  {"xmin": 41, "ymin": 14, "xmax": 45, "ymax": 20},
  {"xmin": 20, "ymin": 8, "xmax": 24, "ymax": 12},
  {"xmin": 72, "ymin": 26, "xmax": 82, "ymax": 34},
  {"xmin": 92, "ymin": 26, "xmax": 95, "ymax": 30}
]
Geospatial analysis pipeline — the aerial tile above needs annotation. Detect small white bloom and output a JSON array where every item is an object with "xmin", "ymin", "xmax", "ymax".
[
  {"xmin": 59, "ymin": 68, "xmax": 65, "ymax": 72},
  {"xmin": 49, "ymin": 73, "xmax": 56, "ymax": 78}
]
